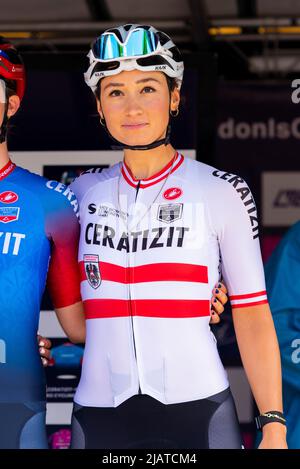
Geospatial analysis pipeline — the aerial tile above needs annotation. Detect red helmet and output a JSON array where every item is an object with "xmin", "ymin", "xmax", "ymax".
[{"xmin": 0, "ymin": 37, "xmax": 26, "ymax": 101}]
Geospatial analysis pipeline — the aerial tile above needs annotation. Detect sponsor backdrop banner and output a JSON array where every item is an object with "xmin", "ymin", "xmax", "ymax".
[
  {"xmin": 215, "ymin": 82, "xmax": 300, "ymax": 172},
  {"xmin": 215, "ymin": 81, "xmax": 300, "ymax": 259}
]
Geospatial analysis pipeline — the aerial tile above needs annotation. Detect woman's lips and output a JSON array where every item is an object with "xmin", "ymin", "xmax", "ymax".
[{"xmin": 122, "ymin": 123, "xmax": 148, "ymax": 129}]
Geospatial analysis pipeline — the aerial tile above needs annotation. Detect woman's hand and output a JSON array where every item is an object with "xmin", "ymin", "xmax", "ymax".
[
  {"xmin": 210, "ymin": 281, "xmax": 228, "ymax": 324},
  {"xmin": 37, "ymin": 335, "xmax": 52, "ymax": 367},
  {"xmin": 258, "ymin": 423, "xmax": 288, "ymax": 449}
]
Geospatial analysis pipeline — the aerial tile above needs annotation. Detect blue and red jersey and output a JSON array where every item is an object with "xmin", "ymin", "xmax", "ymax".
[{"xmin": 0, "ymin": 160, "xmax": 81, "ymax": 402}]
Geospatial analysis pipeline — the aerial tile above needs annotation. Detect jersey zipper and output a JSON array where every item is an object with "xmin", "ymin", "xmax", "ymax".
[
  {"xmin": 129, "ymin": 180, "xmax": 141, "ymax": 394},
  {"xmin": 135, "ymin": 180, "xmax": 141, "ymax": 201},
  {"xmin": 128, "ymin": 276, "xmax": 141, "ymax": 395}
]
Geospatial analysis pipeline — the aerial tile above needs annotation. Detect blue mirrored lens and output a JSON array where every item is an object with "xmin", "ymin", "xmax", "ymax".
[
  {"xmin": 102, "ymin": 35, "xmax": 121, "ymax": 60},
  {"xmin": 124, "ymin": 30, "xmax": 157, "ymax": 56},
  {"xmin": 93, "ymin": 29, "xmax": 158, "ymax": 60}
]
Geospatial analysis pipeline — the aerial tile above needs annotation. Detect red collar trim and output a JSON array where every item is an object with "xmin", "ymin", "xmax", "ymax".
[
  {"xmin": 0, "ymin": 160, "xmax": 16, "ymax": 181},
  {"xmin": 121, "ymin": 152, "xmax": 184, "ymax": 189}
]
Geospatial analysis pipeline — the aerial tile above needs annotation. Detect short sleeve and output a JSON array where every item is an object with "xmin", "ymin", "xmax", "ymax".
[
  {"xmin": 210, "ymin": 171, "xmax": 268, "ymax": 310},
  {"xmin": 70, "ymin": 169, "xmax": 102, "ymax": 206},
  {"xmin": 44, "ymin": 181, "xmax": 81, "ymax": 308}
]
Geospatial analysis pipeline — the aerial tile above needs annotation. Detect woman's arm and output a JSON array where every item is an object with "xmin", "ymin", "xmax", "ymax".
[
  {"xmin": 55, "ymin": 301, "xmax": 86, "ymax": 344},
  {"xmin": 232, "ymin": 303, "xmax": 287, "ymax": 448},
  {"xmin": 44, "ymin": 184, "xmax": 85, "ymax": 344}
]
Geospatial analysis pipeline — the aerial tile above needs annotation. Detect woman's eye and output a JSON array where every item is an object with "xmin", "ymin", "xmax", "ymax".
[
  {"xmin": 109, "ymin": 90, "xmax": 122, "ymax": 97},
  {"xmin": 142, "ymin": 86, "xmax": 155, "ymax": 93}
]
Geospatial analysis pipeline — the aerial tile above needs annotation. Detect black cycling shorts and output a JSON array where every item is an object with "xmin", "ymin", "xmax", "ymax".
[
  {"xmin": 71, "ymin": 387, "xmax": 243, "ymax": 449},
  {"xmin": 0, "ymin": 401, "xmax": 48, "ymax": 449}
]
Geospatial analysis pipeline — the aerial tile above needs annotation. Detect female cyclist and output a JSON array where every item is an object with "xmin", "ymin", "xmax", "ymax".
[{"xmin": 70, "ymin": 24, "xmax": 287, "ymax": 449}]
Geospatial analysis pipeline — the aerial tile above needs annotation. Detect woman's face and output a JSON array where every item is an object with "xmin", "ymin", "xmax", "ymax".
[{"xmin": 97, "ymin": 70, "xmax": 180, "ymax": 146}]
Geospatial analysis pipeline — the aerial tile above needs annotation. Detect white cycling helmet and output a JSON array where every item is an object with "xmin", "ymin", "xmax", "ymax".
[{"xmin": 84, "ymin": 24, "xmax": 184, "ymax": 93}]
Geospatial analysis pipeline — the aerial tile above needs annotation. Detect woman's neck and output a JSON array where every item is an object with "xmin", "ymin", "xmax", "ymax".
[
  {"xmin": 0, "ymin": 141, "xmax": 10, "ymax": 169},
  {"xmin": 123, "ymin": 144, "xmax": 176, "ymax": 180}
]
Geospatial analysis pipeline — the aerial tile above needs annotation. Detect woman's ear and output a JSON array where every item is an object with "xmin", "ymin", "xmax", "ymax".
[
  {"xmin": 170, "ymin": 87, "xmax": 180, "ymax": 112},
  {"xmin": 96, "ymin": 97, "xmax": 103, "ymax": 119},
  {"xmin": 7, "ymin": 95, "xmax": 20, "ymax": 118}
]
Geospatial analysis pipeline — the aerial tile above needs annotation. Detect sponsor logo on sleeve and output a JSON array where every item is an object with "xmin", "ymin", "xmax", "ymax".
[
  {"xmin": 45, "ymin": 180, "xmax": 79, "ymax": 217},
  {"xmin": 212, "ymin": 170, "xmax": 259, "ymax": 239},
  {"xmin": 80, "ymin": 167, "xmax": 106, "ymax": 176}
]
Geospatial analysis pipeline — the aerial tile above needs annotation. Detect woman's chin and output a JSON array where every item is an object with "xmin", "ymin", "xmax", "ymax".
[{"xmin": 115, "ymin": 133, "xmax": 158, "ymax": 146}]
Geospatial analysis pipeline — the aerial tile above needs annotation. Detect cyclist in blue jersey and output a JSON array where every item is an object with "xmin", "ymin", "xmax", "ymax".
[
  {"xmin": 258, "ymin": 223, "xmax": 300, "ymax": 448},
  {"xmin": 0, "ymin": 38, "xmax": 85, "ymax": 449},
  {"xmin": 209, "ymin": 219, "xmax": 300, "ymax": 449}
]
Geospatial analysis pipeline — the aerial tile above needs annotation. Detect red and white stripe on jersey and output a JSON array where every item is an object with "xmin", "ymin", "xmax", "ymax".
[
  {"xmin": 229, "ymin": 290, "xmax": 268, "ymax": 309},
  {"xmin": 121, "ymin": 151, "xmax": 184, "ymax": 189},
  {"xmin": 79, "ymin": 261, "xmax": 208, "ymax": 284},
  {"xmin": 79, "ymin": 261, "xmax": 210, "ymax": 318},
  {"xmin": 83, "ymin": 299, "xmax": 210, "ymax": 319}
]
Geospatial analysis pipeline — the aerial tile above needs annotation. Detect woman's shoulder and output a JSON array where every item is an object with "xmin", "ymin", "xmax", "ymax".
[
  {"xmin": 183, "ymin": 158, "xmax": 255, "ymax": 216},
  {"xmin": 69, "ymin": 162, "xmax": 121, "ymax": 203},
  {"xmin": 186, "ymin": 157, "xmax": 250, "ymax": 192}
]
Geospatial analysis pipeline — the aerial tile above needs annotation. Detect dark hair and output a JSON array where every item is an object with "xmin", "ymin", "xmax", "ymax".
[
  {"xmin": 94, "ymin": 74, "xmax": 178, "ymax": 100},
  {"xmin": 3, "ymin": 79, "xmax": 18, "ymax": 100},
  {"xmin": 2, "ymin": 79, "xmax": 19, "ymax": 141},
  {"xmin": 165, "ymin": 76, "xmax": 178, "ymax": 93}
]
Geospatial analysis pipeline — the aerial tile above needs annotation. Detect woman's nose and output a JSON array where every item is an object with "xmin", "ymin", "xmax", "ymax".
[{"xmin": 124, "ymin": 96, "xmax": 143, "ymax": 116}]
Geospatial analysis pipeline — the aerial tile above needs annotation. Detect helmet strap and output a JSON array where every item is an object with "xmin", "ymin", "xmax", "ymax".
[{"xmin": 103, "ymin": 121, "xmax": 171, "ymax": 150}]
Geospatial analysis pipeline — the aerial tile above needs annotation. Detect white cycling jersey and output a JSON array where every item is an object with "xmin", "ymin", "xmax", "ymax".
[{"xmin": 70, "ymin": 152, "xmax": 268, "ymax": 407}]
